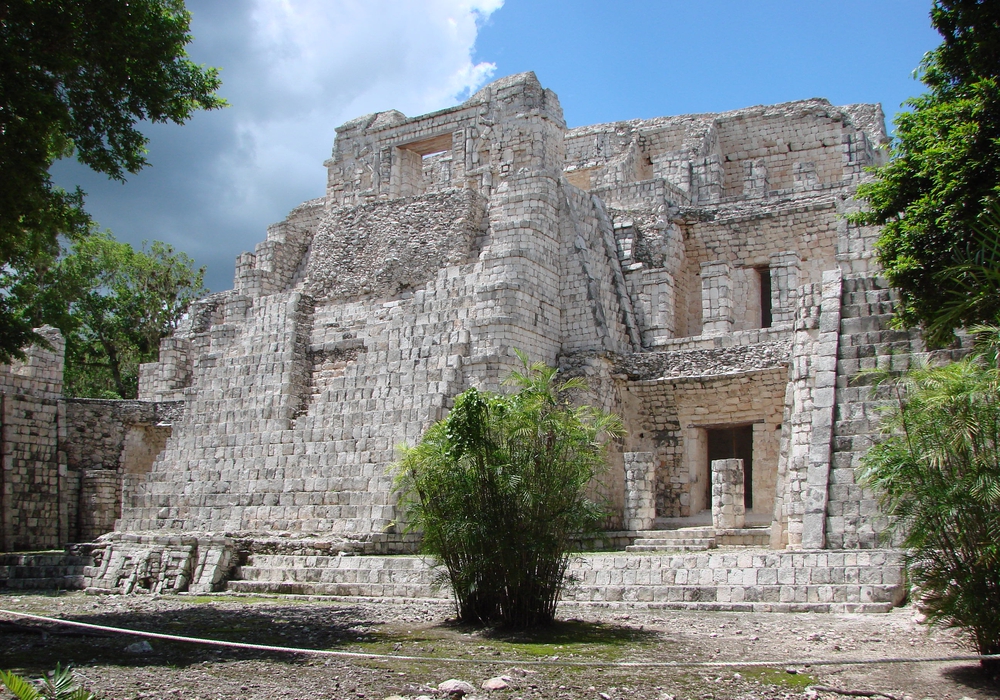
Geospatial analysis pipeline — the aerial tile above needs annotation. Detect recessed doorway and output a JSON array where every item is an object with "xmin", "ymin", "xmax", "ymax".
[{"xmin": 706, "ymin": 425, "xmax": 753, "ymax": 509}]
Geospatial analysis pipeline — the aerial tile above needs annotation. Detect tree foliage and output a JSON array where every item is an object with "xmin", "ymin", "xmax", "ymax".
[
  {"xmin": 41, "ymin": 233, "xmax": 207, "ymax": 399},
  {"xmin": 852, "ymin": 0, "xmax": 1000, "ymax": 346},
  {"xmin": 0, "ymin": 0, "xmax": 224, "ymax": 361},
  {"xmin": 858, "ymin": 329, "xmax": 1000, "ymax": 669},
  {"xmin": 394, "ymin": 354, "xmax": 623, "ymax": 628}
]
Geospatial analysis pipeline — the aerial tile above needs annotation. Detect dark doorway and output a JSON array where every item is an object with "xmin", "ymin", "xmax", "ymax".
[{"xmin": 706, "ymin": 425, "xmax": 754, "ymax": 509}]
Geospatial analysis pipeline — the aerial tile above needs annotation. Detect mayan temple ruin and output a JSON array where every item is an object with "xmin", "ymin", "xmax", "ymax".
[{"xmin": 1, "ymin": 72, "xmax": 941, "ymax": 610}]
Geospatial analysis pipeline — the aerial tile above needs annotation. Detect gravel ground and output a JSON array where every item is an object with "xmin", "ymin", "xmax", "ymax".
[{"xmin": 0, "ymin": 591, "xmax": 997, "ymax": 700}]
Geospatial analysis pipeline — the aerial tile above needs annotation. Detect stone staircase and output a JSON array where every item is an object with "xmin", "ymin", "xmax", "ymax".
[
  {"xmin": 625, "ymin": 526, "xmax": 770, "ymax": 552},
  {"xmin": 626, "ymin": 527, "xmax": 716, "ymax": 551},
  {"xmin": 827, "ymin": 276, "xmax": 969, "ymax": 548},
  {"xmin": 0, "ymin": 552, "xmax": 90, "ymax": 591},
  {"xmin": 227, "ymin": 553, "xmax": 448, "ymax": 599},
  {"xmin": 224, "ymin": 548, "xmax": 906, "ymax": 613}
]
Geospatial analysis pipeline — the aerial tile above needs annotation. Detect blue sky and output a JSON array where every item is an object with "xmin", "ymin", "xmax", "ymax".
[{"xmin": 52, "ymin": 1, "xmax": 941, "ymax": 293}]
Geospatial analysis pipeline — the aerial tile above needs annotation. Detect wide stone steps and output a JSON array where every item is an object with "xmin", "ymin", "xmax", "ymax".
[
  {"xmin": 0, "ymin": 552, "xmax": 90, "ymax": 590},
  {"xmin": 626, "ymin": 527, "xmax": 716, "ymax": 552},
  {"xmin": 228, "ymin": 554, "xmax": 446, "ymax": 599},
  {"xmin": 627, "ymin": 527, "xmax": 771, "ymax": 552},
  {"xmin": 225, "ymin": 549, "xmax": 906, "ymax": 613}
]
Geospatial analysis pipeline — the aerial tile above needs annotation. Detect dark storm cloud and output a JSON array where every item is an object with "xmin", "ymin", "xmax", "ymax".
[{"xmin": 51, "ymin": 0, "xmax": 502, "ymax": 292}]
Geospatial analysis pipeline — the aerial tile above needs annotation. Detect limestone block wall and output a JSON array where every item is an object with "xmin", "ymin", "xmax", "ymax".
[
  {"xmin": 617, "ymin": 345, "xmax": 788, "ymax": 520},
  {"xmin": 0, "ymin": 327, "xmax": 65, "ymax": 551},
  {"xmin": 235, "ymin": 198, "xmax": 324, "ymax": 298},
  {"xmin": 123, "ymin": 72, "xmax": 645, "ymax": 541},
  {"xmin": 93, "ymin": 74, "xmax": 903, "ymax": 560},
  {"xmin": 62, "ymin": 399, "xmax": 180, "ymax": 542},
  {"xmin": 717, "ymin": 102, "xmax": 861, "ymax": 198}
]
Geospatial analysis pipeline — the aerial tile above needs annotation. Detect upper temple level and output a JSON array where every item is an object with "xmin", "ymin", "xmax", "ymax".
[
  {"xmin": 323, "ymin": 71, "xmax": 888, "ymax": 209},
  {"xmin": 215, "ymin": 72, "xmax": 889, "ymax": 357}
]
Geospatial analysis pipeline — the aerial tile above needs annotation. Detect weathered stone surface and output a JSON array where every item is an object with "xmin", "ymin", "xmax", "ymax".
[{"xmin": 1, "ymin": 72, "xmax": 922, "ymax": 607}]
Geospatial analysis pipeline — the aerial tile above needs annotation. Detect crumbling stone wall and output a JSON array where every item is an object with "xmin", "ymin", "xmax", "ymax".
[{"xmin": 62, "ymin": 399, "xmax": 181, "ymax": 542}]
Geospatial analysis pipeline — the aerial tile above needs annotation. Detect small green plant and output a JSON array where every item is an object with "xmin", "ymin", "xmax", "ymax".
[
  {"xmin": 394, "ymin": 352, "xmax": 623, "ymax": 628},
  {"xmin": 0, "ymin": 665, "xmax": 97, "ymax": 700},
  {"xmin": 859, "ymin": 327, "xmax": 1000, "ymax": 670}
]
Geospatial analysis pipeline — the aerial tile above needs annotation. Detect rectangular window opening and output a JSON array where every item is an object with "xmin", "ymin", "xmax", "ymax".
[{"xmin": 757, "ymin": 267, "xmax": 772, "ymax": 329}]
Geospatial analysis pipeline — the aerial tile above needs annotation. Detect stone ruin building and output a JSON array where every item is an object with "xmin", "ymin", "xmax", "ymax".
[{"xmin": 1, "ymin": 73, "xmax": 936, "ymax": 610}]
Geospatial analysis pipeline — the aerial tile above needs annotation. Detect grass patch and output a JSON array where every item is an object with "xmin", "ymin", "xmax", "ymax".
[
  {"xmin": 338, "ymin": 618, "xmax": 662, "ymax": 665},
  {"xmin": 743, "ymin": 666, "xmax": 817, "ymax": 690}
]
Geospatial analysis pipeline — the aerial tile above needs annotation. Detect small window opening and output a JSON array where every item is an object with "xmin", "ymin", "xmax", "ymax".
[{"xmin": 758, "ymin": 267, "xmax": 772, "ymax": 329}]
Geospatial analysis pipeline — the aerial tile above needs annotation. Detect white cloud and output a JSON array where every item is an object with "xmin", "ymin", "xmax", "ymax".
[
  {"xmin": 53, "ymin": 0, "xmax": 503, "ymax": 292},
  {"xmin": 223, "ymin": 0, "xmax": 502, "ymax": 211}
]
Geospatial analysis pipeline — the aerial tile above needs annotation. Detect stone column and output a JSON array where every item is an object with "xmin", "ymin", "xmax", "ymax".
[
  {"xmin": 768, "ymin": 251, "xmax": 801, "ymax": 326},
  {"xmin": 623, "ymin": 451, "xmax": 656, "ymax": 531},
  {"xmin": 712, "ymin": 458, "xmax": 746, "ymax": 530},
  {"xmin": 701, "ymin": 261, "xmax": 734, "ymax": 335},
  {"xmin": 801, "ymin": 268, "xmax": 843, "ymax": 549}
]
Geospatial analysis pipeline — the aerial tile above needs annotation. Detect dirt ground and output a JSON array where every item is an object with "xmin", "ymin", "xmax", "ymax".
[{"xmin": 0, "ymin": 591, "xmax": 997, "ymax": 700}]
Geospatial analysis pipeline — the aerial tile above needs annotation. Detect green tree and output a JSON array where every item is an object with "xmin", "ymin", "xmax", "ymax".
[
  {"xmin": 394, "ymin": 354, "xmax": 624, "ymax": 628},
  {"xmin": 859, "ymin": 328, "xmax": 1000, "ymax": 670},
  {"xmin": 47, "ymin": 233, "xmax": 206, "ymax": 399},
  {"xmin": 852, "ymin": 0, "xmax": 1000, "ymax": 346},
  {"xmin": 0, "ymin": 0, "xmax": 224, "ymax": 362}
]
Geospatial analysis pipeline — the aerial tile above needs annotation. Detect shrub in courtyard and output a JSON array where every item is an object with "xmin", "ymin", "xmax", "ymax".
[
  {"xmin": 0, "ymin": 665, "xmax": 97, "ymax": 700},
  {"xmin": 394, "ymin": 353, "xmax": 623, "ymax": 628},
  {"xmin": 859, "ymin": 328, "xmax": 1000, "ymax": 670}
]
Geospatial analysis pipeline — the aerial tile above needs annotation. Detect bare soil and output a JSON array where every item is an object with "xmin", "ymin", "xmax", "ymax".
[{"xmin": 0, "ymin": 591, "xmax": 997, "ymax": 700}]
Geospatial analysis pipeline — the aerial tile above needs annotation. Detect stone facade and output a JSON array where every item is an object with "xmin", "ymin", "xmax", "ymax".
[
  {"xmin": 1, "ymin": 74, "xmax": 943, "ymax": 603},
  {"xmin": 0, "ymin": 338, "xmax": 183, "ymax": 552}
]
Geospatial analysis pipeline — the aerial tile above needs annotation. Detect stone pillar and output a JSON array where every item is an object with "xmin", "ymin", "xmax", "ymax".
[
  {"xmin": 769, "ymin": 251, "xmax": 801, "ymax": 326},
  {"xmin": 701, "ymin": 261, "xmax": 734, "ymax": 335},
  {"xmin": 801, "ymin": 269, "xmax": 843, "ymax": 549},
  {"xmin": 623, "ymin": 451, "xmax": 656, "ymax": 531},
  {"xmin": 743, "ymin": 159, "xmax": 768, "ymax": 198},
  {"xmin": 712, "ymin": 458, "xmax": 746, "ymax": 530}
]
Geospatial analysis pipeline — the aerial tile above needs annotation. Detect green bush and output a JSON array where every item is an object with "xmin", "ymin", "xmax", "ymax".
[
  {"xmin": 0, "ymin": 665, "xmax": 97, "ymax": 700},
  {"xmin": 859, "ymin": 329, "xmax": 1000, "ymax": 670},
  {"xmin": 394, "ymin": 353, "xmax": 623, "ymax": 628}
]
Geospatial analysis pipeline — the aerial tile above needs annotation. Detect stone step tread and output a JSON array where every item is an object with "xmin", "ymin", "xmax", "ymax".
[
  {"xmin": 0, "ymin": 576, "xmax": 85, "ymax": 590},
  {"xmin": 631, "ymin": 537, "xmax": 716, "ymax": 545},
  {"xmin": 240, "ymin": 551, "xmax": 903, "ymax": 567},
  {"xmin": 628, "ymin": 542, "xmax": 716, "ymax": 550},
  {"xmin": 634, "ymin": 528, "xmax": 715, "ymax": 537},
  {"xmin": 625, "ymin": 545, "xmax": 714, "ymax": 552},
  {"xmin": 0, "ymin": 567, "xmax": 87, "ymax": 578},
  {"xmin": 226, "ymin": 580, "xmax": 449, "ymax": 598},
  {"xmin": 224, "ymin": 581, "xmax": 895, "ymax": 613},
  {"xmin": 0, "ymin": 554, "xmax": 90, "ymax": 566}
]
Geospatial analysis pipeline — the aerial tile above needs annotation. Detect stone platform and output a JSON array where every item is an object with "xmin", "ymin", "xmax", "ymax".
[
  {"xmin": 0, "ymin": 552, "xmax": 89, "ymax": 591},
  {"xmin": 225, "ymin": 548, "xmax": 906, "ymax": 613}
]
